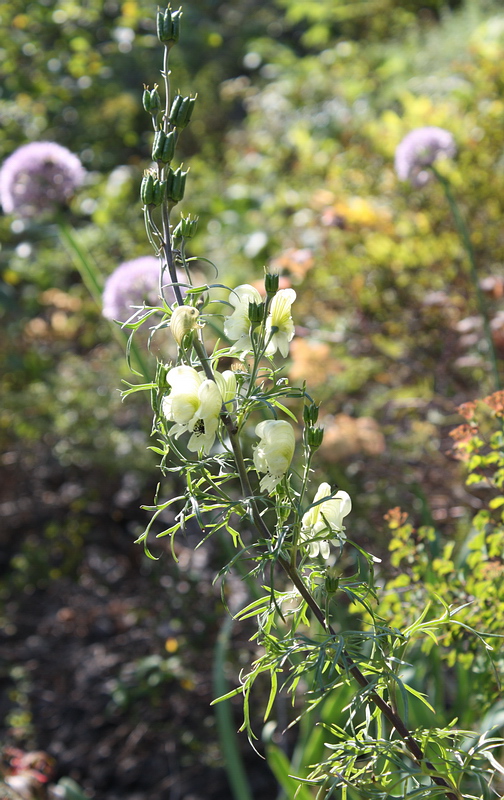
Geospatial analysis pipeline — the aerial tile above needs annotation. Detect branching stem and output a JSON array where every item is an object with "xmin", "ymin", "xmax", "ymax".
[{"xmin": 224, "ymin": 417, "xmax": 460, "ymax": 800}]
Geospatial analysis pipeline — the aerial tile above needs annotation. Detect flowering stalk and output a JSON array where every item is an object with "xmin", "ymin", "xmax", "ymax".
[
  {"xmin": 395, "ymin": 127, "xmax": 500, "ymax": 391},
  {"xmin": 126, "ymin": 12, "xmax": 494, "ymax": 800},
  {"xmin": 431, "ymin": 164, "xmax": 501, "ymax": 390}
]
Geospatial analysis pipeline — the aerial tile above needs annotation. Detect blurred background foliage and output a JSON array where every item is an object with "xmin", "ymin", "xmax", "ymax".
[{"xmin": 2, "ymin": 0, "xmax": 504, "ymax": 797}]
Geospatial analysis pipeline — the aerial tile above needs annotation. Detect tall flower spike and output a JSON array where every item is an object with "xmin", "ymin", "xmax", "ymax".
[
  {"xmin": 253, "ymin": 420, "xmax": 295, "ymax": 494},
  {"xmin": 395, "ymin": 127, "xmax": 456, "ymax": 188},
  {"xmin": 265, "ymin": 288, "xmax": 296, "ymax": 357},
  {"xmin": 0, "ymin": 141, "xmax": 85, "ymax": 218},
  {"xmin": 163, "ymin": 366, "xmax": 222, "ymax": 454},
  {"xmin": 224, "ymin": 284, "xmax": 263, "ymax": 355},
  {"xmin": 300, "ymin": 483, "xmax": 352, "ymax": 559}
]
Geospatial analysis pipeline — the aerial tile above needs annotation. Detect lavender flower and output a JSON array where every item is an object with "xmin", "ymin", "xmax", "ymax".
[
  {"xmin": 0, "ymin": 141, "xmax": 85, "ymax": 217},
  {"xmin": 102, "ymin": 256, "xmax": 182, "ymax": 322},
  {"xmin": 395, "ymin": 127, "xmax": 456, "ymax": 187}
]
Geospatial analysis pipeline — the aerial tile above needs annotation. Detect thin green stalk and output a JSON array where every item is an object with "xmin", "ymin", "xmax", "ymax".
[
  {"xmin": 57, "ymin": 219, "xmax": 103, "ymax": 306},
  {"xmin": 218, "ymin": 420, "xmax": 461, "ymax": 800},
  {"xmin": 290, "ymin": 448, "xmax": 315, "ymax": 567},
  {"xmin": 432, "ymin": 166, "xmax": 501, "ymax": 390},
  {"xmin": 57, "ymin": 220, "xmax": 151, "ymax": 380},
  {"xmin": 213, "ymin": 614, "xmax": 254, "ymax": 800}
]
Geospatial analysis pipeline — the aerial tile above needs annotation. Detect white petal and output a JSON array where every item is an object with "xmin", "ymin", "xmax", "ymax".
[
  {"xmin": 164, "ymin": 393, "xmax": 199, "ymax": 424},
  {"xmin": 230, "ymin": 284, "xmax": 262, "ymax": 308},
  {"xmin": 167, "ymin": 365, "xmax": 203, "ymax": 393},
  {"xmin": 215, "ymin": 370, "xmax": 237, "ymax": 406},
  {"xmin": 197, "ymin": 380, "xmax": 222, "ymax": 420}
]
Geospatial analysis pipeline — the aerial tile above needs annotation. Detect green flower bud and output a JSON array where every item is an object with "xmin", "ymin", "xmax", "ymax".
[
  {"xmin": 166, "ymin": 166, "xmax": 188, "ymax": 206},
  {"xmin": 248, "ymin": 301, "xmax": 264, "ymax": 325},
  {"xmin": 264, "ymin": 270, "xmax": 279, "ymax": 297},
  {"xmin": 173, "ymin": 213, "xmax": 199, "ymax": 239},
  {"xmin": 152, "ymin": 129, "xmax": 177, "ymax": 163},
  {"xmin": 157, "ymin": 6, "xmax": 182, "ymax": 47},
  {"xmin": 140, "ymin": 171, "xmax": 155, "ymax": 205},
  {"xmin": 303, "ymin": 403, "xmax": 319, "ymax": 427},
  {"xmin": 325, "ymin": 567, "xmax": 340, "ymax": 594},
  {"xmin": 306, "ymin": 426, "xmax": 324, "ymax": 450},
  {"xmin": 143, "ymin": 85, "xmax": 162, "ymax": 116},
  {"xmin": 168, "ymin": 94, "xmax": 197, "ymax": 129},
  {"xmin": 141, "ymin": 172, "xmax": 166, "ymax": 207},
  {"xmin": 152, "ymin": 178, "xmax": 167, "ymax": 206},
  {"xmin": 156, "ymin": 362, "xmax": 170, "ymax": 390}
]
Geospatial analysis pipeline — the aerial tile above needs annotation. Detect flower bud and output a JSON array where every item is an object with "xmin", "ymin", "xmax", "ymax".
[
  {"xmin": 156, "ymin": 362, "xmax": 170, "ymax": 390},
  {"xmin": 140, "ymin": 171, "xmax": 155, "ymax": 205},
  {"xmin": 248, "ymin": 301, "xmax": 264, "ymax": 325},
  {"xmin": 152, "ymin": 130, "xmax": 177, "ymax": 164},
  {"xmin": 170, "ymin": 305, "xmax": 200, "ymax": 345},
  {"xmin": 141, "ymin": 172, "xmax": 166, "ymax": 207},
  {"xmin": 169, "ymin": 94, "xmax": 197, "ymax": 129},
  {"xmin": 157, "ymin": 6, "xmax": 182, "ymax": 47},
  {"xmin": 325, "ymin": 567, "xmax": 340, "ymax": 594},
  {"xmin": 264, "ymin": 270, "xmax": 279, "ymax": 297},
  {"xmin": 143, "ymin": 85, "xmax": 162, "ymax": 116},
  {"xmin": 306, "ymin": 426, "xmax": 324, "ymax": 450},
  {"xmin": 152, "ymin": 178, "xmax": 166, "ymax": 206},
  {"xmin": 173, "ymin": 213, "xmax": 199, "ymax": 239},
  {"xmin": 303, "ymin": 403, "xmax": 319, "ymax": 427},
  {"xmin": 166, "ymin": 166, "xmax": 188, "ymax": 205}
]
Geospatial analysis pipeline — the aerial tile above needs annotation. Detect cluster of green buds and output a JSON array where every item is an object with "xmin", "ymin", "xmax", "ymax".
[
  {"xmin": 157, "ymin": 5, "xmax": 182, "ymax": 48},
  {"xmin": 173, "ymin": 213, "xmax": 199, "ymax": 239},
  {"xmin": 166, "ymin": 166, "xmax": 188, "ymax": 207},
  {"xmin": 141, "ymin": 170, "xmax": 166, "ymax": 207},
  {"xmin": 152, "ymin": 129, "xmax": 177, "ymax": 164},
  {"xmin": 141, "ymin": 6, "xmax": 196, "ymax": 212},
  {"xmin": 303, "ymin": 402, "xmax": 324, "ymax": 450},
  {"xmin": 143, "ymin": 84, "xmax": 162, "ymax": 118},
  {"xmin": 169, "ymin": 94, "xmax": 197, "ymax": 129},
  {"xmin": 247, "ymin": 300, "xmax": 265, "ymax": 326},
  {"xmin": 264, "ymin": 270, "xmax": 279, "ymax": 298}
]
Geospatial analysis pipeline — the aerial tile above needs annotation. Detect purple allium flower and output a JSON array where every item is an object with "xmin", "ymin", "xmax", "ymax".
[
  {"xmin": 102, "ymin": 256, "xmax": 182, "ymax": 322},
  {"xmin": 395, "ymin": 127, "xmax": 456, "ymax": 187},
  {"xmin": 0, "ymin": 141, "xmax": 85, "ymax": 217}
]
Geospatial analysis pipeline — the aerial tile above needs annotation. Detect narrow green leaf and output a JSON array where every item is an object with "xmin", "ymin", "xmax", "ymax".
[{"xmin": 266, "ymin": 745, "xmax": 314, "ymax": 800}]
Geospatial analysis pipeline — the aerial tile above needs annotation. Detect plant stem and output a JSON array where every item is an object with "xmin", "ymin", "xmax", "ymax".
[
  {"xmin": 432, "ymin": 166, "xmax": 501, "ymax": 391},
  {"xmin": 57, "ymin": 220, "xmax": 151, "ymax": 380},
  {"xmin": 213, "ymin": 615, "xmax": 254, "ymax": 800},
  {"xmin": 221, "ymin": 422, "xmax": 461, "ymax": 800}
]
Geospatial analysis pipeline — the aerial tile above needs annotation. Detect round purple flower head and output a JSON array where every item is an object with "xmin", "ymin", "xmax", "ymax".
[
  {"xmin": 102, "ymin": 256, "xmax": 181, "ymax": 322},
  {"xmin": 395, "ymin": 127, "xmax": 456, "ymax": 187},
  {"xmin": 0, "ymin": 141, "xmax": 85, "ymax": 217}
]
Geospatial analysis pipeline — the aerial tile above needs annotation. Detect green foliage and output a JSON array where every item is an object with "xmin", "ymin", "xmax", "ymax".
[
  {"xmin": 3, "ymin": 0, "xmax": 504, "ymax": 797},
  {"xmin": 107, "ymin": 653, "xmax": 195, "ymax": 710},
  {"xmin": 377, "ymin": 394, "xmax": 504, "ymax": 731}
]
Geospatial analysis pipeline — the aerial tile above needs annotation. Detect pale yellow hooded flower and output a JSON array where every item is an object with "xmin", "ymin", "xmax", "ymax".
[
  {"xmin": 163, "ymin": 365, "xmax": 222, "ymax": 454},
  {"xmin": 253, "ymin": 419, "xmax": 295, "ymax": 493},
  {"xmin": 265, "ymin": 288, "xmax": 296, "ymax": 357},
  {"xmin": 224, "ymin": 284, "xmax": 262, "ymax": 354},
  {"xmin": 300, "ymin": 483, "xmax": 352, "ymax": 558}
]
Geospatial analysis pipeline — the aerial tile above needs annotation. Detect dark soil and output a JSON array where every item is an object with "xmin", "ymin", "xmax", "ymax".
[{"xmin": 0, "ymin": 445, "xmax": 277, "ymax": 799}]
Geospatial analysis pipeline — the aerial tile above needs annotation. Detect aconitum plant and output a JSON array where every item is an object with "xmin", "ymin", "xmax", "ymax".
[{"xmin": 117, "ymin": 7, "xmax": 502, "ymax": 799}]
